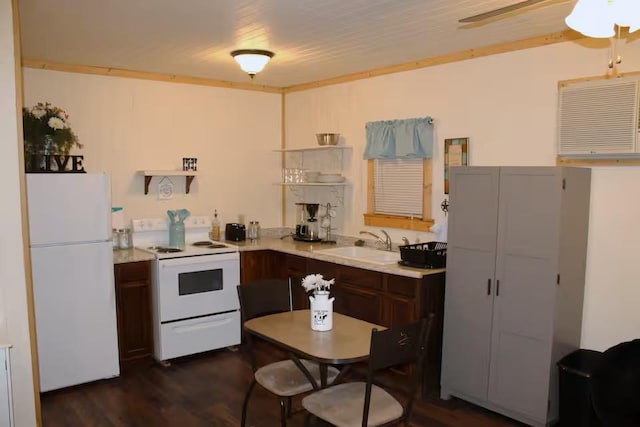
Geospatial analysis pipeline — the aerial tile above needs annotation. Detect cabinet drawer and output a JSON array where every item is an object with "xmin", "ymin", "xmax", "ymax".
[
  {"xmin": 386, "ymin": 274, "xmax": 418, "ymax": 298},
  {"xmin": 339, "ymin": 265, "xmax": 382, "ymax": 290},
  {"xmin": 307, "ymin": 259, "xmax": 338, "ymax": 278},
  {"xmin": 115, "ymin": 261, "xmax": 150, "ymax": 283},
  {"xmin": 285, "ymin": 254, "xmax": 307, "ymax": 272}
]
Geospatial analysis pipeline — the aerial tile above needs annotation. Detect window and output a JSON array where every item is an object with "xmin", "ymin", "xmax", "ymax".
[
  {"xmin": 362, "ymin": 116, "xmax": 434, "ymax": 230},
  {"xmin": 364, "ymin": 158, "xmax": 433, "ymax": 231}
]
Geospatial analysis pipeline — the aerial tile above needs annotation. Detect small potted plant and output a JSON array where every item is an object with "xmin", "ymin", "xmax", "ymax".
[
  {"xmin": 22, "ymin": 102, "xmax": 82, "ymax": 171},
  {"xmin": 302, "ymin": 274, "xmax": 335, "ymax": 331}
]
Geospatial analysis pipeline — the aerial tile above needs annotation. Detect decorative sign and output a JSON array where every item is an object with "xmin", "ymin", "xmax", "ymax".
[
  {"xmin": 182, "ymin": 157, "xmax": 198, "ymax": 171},
  {"xmin": 444, "ymin": 138, "xmax": 469, "ymax": 194},
  {"xmin": 158, "ymin": 177, "xmax": 174, "ymax": 200},
  {"xmin": 25, "ymin": 154, "xmax": 86, "ymax": 173}
]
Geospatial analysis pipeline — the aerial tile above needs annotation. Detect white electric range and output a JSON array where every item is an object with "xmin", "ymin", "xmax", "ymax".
[{"xmin": 132, "ymin": 216, "xmax": 241, "ymax": 362}]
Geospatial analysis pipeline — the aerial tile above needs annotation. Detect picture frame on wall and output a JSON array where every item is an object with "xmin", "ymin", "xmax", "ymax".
[{"xmin": 444, "ymin": 137, "xmax": 469, "ymax": 194}]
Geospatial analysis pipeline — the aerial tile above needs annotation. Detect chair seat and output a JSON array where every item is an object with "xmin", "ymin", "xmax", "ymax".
[
  {"xmin": 255, "ymin": 359, "xmax": 340, "ymax": 397},
  {"xmin": 302, "ymin": 382, "xmax": 403, "ymax": 427}
]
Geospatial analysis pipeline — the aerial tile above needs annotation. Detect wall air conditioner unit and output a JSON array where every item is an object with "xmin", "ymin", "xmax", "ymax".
[{"xmin": 558, "ymin": 76, "xmax": 640, "ymax": 157}]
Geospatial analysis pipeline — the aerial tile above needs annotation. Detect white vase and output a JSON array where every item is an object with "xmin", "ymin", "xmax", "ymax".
[{"xmin": 309, "ymin": 291, "xmax": 334, "ymax": 331}]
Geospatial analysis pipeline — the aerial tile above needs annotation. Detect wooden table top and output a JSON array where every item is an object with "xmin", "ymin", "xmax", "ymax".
[{"xmin": 244, "ymin": 310, "xmax": 386, "ymax": 365}]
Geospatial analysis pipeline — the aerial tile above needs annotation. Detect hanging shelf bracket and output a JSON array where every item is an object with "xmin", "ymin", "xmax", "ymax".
[{"xmin": 139, "ymin": 170, "xmax": 197, "ymax": 195}]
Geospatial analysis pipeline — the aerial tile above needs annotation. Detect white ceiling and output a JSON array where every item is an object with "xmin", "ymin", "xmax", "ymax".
[{"xmin": 18, "ymin": 0, "xmax": 577, "ymax": 88}]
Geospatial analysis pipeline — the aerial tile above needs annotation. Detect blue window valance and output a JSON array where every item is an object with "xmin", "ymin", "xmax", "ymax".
[{"xmin": 363, "ymin": 117, "xmax": 434, "ymax": 159}]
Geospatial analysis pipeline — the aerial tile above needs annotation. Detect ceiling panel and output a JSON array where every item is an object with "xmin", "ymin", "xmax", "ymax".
[{"xmin": 18, "ymin": 0, "xmax": 578, "ymax": 88}]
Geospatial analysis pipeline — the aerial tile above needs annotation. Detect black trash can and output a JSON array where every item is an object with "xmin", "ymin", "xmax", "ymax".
[{"xmin": 557, "ymin": 349, "xmax": 603, "ymax": 427}]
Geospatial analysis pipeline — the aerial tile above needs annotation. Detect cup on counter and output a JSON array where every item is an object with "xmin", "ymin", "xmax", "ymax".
[{"xmin": 113, "ymin": 228, "xmax": 132, "ymax": 249}]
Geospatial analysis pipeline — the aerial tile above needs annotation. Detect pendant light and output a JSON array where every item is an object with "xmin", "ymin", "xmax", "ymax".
[
  {"xmin": 230, "ymin": 49, "xmax": 274, "ymax": 79},
  {"xmin": 565, "ymin": 0, "xmax": 640, "ymax": 38}
]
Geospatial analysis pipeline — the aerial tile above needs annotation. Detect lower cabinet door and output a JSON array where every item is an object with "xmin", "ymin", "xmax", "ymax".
[
  {"xmin": 332, "ymin": 285, "xmax": 382, "ymax": 325},
  {"xmin": 116, "ymin": 280, "xmax": 153, "ymax": 361}
]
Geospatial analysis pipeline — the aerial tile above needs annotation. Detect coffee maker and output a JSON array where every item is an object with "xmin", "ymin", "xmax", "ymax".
[{"xmin": 294, "ymin": 203, "xmax": 321, "ymax": 242}]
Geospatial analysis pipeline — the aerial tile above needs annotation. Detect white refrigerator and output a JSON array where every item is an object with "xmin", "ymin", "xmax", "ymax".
[{"xmin": 27, "ymin": 173, "xmax": 120, "ymax": 392}]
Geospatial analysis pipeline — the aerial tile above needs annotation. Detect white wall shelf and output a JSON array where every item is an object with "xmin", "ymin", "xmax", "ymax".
[
  {"xmin": 274, "ymin": 182, "xmax": 347, "ymax": 187},
  {"xmin": 137, "ymin": 170, "xmax": 198, "ymax": 195},
  {"xmin": 273, "ymin": 146, "xmax": 351, "ymax": 153}
]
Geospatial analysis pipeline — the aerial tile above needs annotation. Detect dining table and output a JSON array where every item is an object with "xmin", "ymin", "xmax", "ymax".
[{"xmin": 243, "ymin": 309, "xmax": 386, "ymax": 389}]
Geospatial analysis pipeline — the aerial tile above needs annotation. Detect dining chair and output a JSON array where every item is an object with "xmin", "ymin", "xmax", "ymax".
[
  {"xmin": 590, "ymin": 338, "xmax": 640, "ymax": 426},
  {"xmin": 237, "ymin": 279, "xmax": 340, "ymax": 427},
  {"xmin": 301, "ymin": 314, "xmax": 433, "ymax": 427}
]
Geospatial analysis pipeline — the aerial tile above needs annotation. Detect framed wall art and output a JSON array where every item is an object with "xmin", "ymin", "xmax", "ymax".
[{"xmin": 444, "ymin": 137, "xmax": 469, "ymax": 194}]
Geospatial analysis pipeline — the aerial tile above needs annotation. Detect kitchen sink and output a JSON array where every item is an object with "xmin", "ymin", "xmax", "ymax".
[{"xmin": 315, "ymin": 246, "xmax": 400, "ymax": 265}]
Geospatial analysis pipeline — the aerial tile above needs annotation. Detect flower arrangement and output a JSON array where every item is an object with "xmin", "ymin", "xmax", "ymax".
[
  {"xmin": 22, "ymin": 102, "xmax": 82, "ymax": 157},
  {"xmin": 301, "ymin": 274, "xmax": 334, "ymax": 293}
]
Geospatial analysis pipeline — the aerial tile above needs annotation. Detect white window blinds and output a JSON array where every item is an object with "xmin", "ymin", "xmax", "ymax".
[{"xmin": 373, "ymin": 158, "xmax": 423, "ymax": 218}]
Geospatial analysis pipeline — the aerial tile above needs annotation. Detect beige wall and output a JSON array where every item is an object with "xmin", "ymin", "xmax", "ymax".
[
  {"xmin": 22, "ymin": 69, "xmax": 283, "ymax": 228},
  {"xmin": 285, "ymin": 40, "xmax": 640, "ymax": 352},
  {"xmin": 0, "ymin": 0, "xmax": 38, "ymax": 425}
]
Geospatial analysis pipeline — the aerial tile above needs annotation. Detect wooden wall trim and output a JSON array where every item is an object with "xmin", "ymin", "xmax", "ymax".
[
  {"xmin": 12, "ymin": 0, "xmax": 43, "ymax": 424},
  {"xmin": 366, "ymin": 160, "xmax": 375, "ymax": 213},
  {"xmin": 21, "ymin": 58, "xmax": 284, "ymax": 94},
  {"xmin": 558, "ymin": 70, "xmax": 640, "ymax": 88},
  {"xmin": 556, "ymin": 156, "xmax": 640, "ymax": 166},
  {"xmin": 281, "ymin": 93, "xmax": 286, "ymax": 226},
  {"xmin": 423, "ymin": 159, "xmax": 432, "ymax": 221},
  {"xmin": 283, "ymin": 30, "xmax": 584, "ymax": 93}
]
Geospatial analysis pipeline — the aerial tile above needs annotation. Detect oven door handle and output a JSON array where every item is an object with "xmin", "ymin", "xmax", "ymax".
[
  {"xmin": 159, "ymin": 251, "xmax": 239, "ymax": 267},
  {"xmin": 170, "ymin": 316, "xmax": 235, "ymax": 333}
]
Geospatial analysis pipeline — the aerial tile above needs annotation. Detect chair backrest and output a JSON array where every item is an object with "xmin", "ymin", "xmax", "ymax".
[
  {"xmin": 362, "ymin": 314, "xmax": 434, "ymax": 427},
  {"xmin": 591, "ymin": 338, "xmax": 640, "ymax": 426},
  {"xmin": 237, "ymin": 279, "xmax": 292, "ymax": 322}
]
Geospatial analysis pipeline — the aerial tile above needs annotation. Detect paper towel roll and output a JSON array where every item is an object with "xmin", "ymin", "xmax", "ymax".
[{"xmin": 111, "ymin": 207, "xmax": 125, "ymax": 230}]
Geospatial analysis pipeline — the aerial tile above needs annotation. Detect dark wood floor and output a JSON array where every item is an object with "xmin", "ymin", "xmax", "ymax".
[{"xmin": 41, "ymin": 347, "xmax": 524, "ymax": 427}]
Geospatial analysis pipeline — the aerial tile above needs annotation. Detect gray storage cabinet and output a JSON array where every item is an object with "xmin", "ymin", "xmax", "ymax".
[{"xmin": 440, "ymin": 167, "xmax": 591, "ymax": 427}]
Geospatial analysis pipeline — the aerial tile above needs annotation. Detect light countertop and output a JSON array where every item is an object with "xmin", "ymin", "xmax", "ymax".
[
  {"xmin": 113, "ymin": 248, "xmax": 156, "ymax": 264},
  {"xmin": 232, "ymin": 236, "xmax": 445, "ymax": 279},
  {"xmin": 113, "ymin": 233, "xmax": 445, "ymax": 279}
]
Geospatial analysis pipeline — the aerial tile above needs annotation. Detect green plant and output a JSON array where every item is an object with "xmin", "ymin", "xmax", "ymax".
[{"xmin": 22, "ymin": 102, "xmax": 82, "ymax": 155}]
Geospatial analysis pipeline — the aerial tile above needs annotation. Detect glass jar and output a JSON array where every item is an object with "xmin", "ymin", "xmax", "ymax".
[
  {"xmin": 119, "ymin": 227, "xmax": 132, "ymax": 249},
  {"xmin": 112, "ymin": 229, "xmax": 122, "ymax": 249},
  {"xmin": 248, "ymin": 221, "xmax": 260, "ymax": 240}
]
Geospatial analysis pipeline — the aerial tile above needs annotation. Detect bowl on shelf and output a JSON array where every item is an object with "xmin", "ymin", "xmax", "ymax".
[
  {"xmin": 317, "ymin": 173, "xmax": 345, "ymax": 183},
  {"xmin": 316, "ymin": 133, "xmax": 340, "ymax": 146},
  {"xmin": 304, "ymin": 171, "xmax": 321, "ymax": 183}
]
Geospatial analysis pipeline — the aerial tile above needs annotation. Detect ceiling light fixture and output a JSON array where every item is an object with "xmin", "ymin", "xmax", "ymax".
[
  {"xmin": 565, "ymin": 0, "xmax": 640, "ymax": 38},
  {"xmin": 230, "ymin": 49, "xmax": 274, "ymax": 79}
]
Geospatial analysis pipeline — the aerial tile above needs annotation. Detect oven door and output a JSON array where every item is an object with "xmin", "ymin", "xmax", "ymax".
[{"xmin": 156, "ymin": 252, "xmax": 240, "ymax": 322}]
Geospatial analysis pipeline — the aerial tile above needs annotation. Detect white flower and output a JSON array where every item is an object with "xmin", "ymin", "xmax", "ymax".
[
  {"xmin": 48, "ymin": 117, "xmax": 64, "ymax": 130},
  {"xmin": 57, "ymin": 111, "xmax": 67, "ymax": 120},
  {"xmin": 32, "ymin": 108, "xmax": 46, "ymax": 119},
  {"xmin": 301, "ymin": 274, "xmax": 334, "ymax": 293}
]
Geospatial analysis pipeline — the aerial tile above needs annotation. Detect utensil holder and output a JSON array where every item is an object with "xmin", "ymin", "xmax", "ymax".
[{"xmin": 169, "ymin": 223, "xmax": 185, "ymax": 249}]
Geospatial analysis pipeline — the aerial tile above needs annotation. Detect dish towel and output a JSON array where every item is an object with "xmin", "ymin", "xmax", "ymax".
[{"xmin": 430, "ymin": 216, "xmax": 448, "ymax": 242}]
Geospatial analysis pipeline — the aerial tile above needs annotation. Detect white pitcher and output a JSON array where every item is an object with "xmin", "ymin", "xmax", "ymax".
[{"xmin": 309, "ymin": 291, "xmax": 334, "ymax": 331}]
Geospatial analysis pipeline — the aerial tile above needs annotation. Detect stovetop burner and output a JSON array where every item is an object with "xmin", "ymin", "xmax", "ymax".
[
  {"xmin": 149, "ymin": 246, "xmax": 183, "ymax": 253},
  {"xmin": 192, "ymin": 241, "xmax": 228, "ymax": 249}
]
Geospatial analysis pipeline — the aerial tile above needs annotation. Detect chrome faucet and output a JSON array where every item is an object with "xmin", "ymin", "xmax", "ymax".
[
  {"xmin": 359, "ymin": 230, "xmax": 393, "ymax": 251},
  {"xmin": 401, "ymin": 237, "xmax": 410, "ymax": 246}
]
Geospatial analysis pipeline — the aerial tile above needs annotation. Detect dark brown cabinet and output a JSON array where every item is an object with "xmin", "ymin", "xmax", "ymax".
[
  {"xmin": 240, "ymin": 250, "xmax": 284, "ymax": 283},
  {"xmin": 286, "ymin": 254, "xmax": 310, "ymax": 310},
  {"xmin": 114, "ymin": 261, "xmax": 153, "ymax": 361}
]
